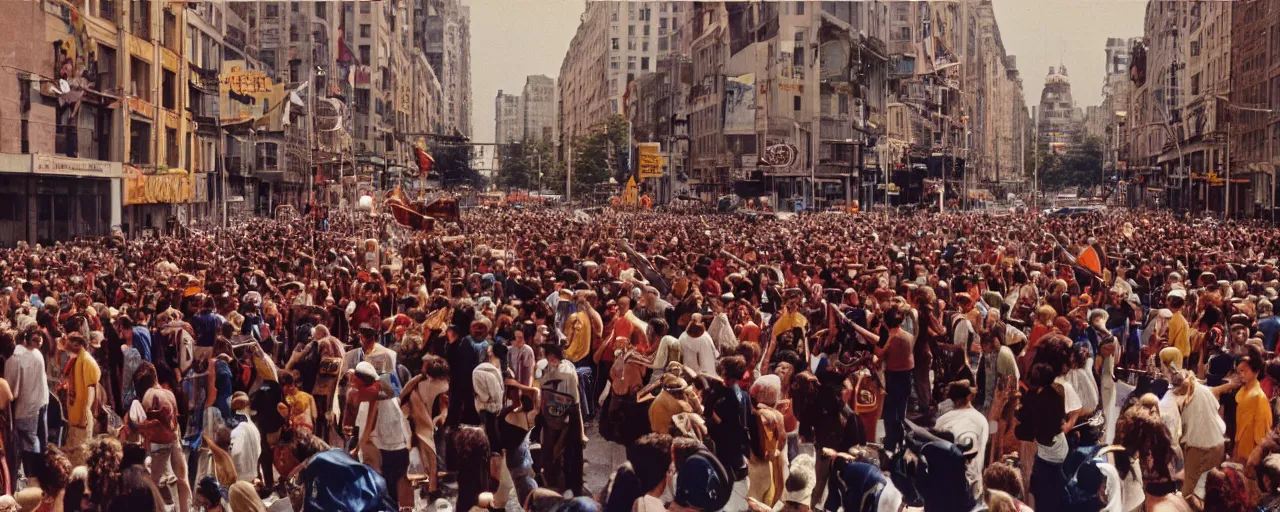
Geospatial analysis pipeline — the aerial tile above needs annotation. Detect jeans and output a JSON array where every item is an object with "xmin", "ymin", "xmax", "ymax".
[
  {"xmin": 883, "ymin": 370, "xmax": 914, "ymax": 451},
  {"xmin": 380, "ymin": 448, "xmax": 410, "ymax": 508},
  {"xmin": 506, "ymin": 438, "xmax": 538, "ymax": 506},
  {"xmin": 1030, "ymin": 456, "xmax": 1065, "ymax": 512}
]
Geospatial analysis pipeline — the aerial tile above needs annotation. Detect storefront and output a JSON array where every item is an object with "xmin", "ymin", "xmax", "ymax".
[{"xmin": 0, "ymin": 154, "xmax": 122, "ymax": 247}]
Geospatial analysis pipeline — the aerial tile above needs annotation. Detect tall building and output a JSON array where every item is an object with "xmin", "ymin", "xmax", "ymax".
[
  {"xmin": 522, "ymin": 75, "xmax": 557, "ymax": 144},
  {"xmin": 415, "ymin": 0, "xmax": 471, "ymax": 137},
  {"xmin": 1229, "ymin": 0, "xmax": 1277, "ymax": 218},
  {"xmin": 495, "ymin": 91, "xmax": 524, "ymax": 145},
  {"xmin": 1038, "ymin": 65, "xmax": 1081, "ymax": 155},
  {"xmin": 559, "ymin": 1, "xmax": 684, "ymax": 146}
]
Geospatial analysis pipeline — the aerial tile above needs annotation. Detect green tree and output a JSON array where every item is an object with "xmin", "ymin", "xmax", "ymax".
[
  {"xmin": 565, "ymin": 115, "xmax": 630, "ymax": 193},
  {"xmin": 497, "ymin": 140, "xmax": 559, "ymax": 192},
  {"xmin": 1042, "ymin": 136, "xmax": 1104, "ymax": 190}
]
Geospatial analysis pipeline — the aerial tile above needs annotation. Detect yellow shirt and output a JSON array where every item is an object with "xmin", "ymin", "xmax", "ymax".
[
  {"xmin": 69, "ymin": 348, "xmax": 101, "ymax": 427},
  {"xmin": 1168, "ymin": 312, "xmax": 1190, "ymax": 358},
  {"xmin": 648, "ymin": 391, "xmax": 691, "ymax": 435},
  {"xmin": 771, "ymin": 311, "xmax": 809, "ymax": 339},
  {"xmin": 284, "ymin": 390, "xmax": 316, "ymax": 431},
  {"xmin": 1235, "ymin": 379, "xmax": 1273, "ymax": 460},
  {"xmin": 565, "ymin": 311, "xmax": 593, "ymax": 363}
]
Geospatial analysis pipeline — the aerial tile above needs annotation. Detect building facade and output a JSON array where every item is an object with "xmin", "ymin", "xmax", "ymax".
[
  {"xmin": 494, "ymin": 90, "xmax": 523, "ymax": 145},
  {"xmin": 522, "ymin": 75, "xmax": 557, "ymax": 144}
]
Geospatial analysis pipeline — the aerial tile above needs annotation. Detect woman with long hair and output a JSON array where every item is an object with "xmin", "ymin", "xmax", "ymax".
[
  {"xmin": 1113, "ymin": 402, "xmax": 1188, "ymax": 512},
  {"xmin": 1203, "ymin": 465, "xmax": 1251, "ymax": 512},
  {"xmin": 454, "ymin": 425, "xmax": 493, "ymax": 512}
]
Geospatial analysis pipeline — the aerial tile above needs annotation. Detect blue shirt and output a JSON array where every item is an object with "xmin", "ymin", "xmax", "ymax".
[
  {"xmin": 191, "ymin": 310, "xmax": 224, "ymax": 348},
  {"xmin": 131, "ymin": 326, "xmax": 153, "ymax": 362},
  {"xmin": 1260, "ymin": 316, "xmax": 1280, "ymax": 352}
]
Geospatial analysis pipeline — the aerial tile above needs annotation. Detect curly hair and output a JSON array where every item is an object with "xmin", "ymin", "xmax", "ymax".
[
  {"xmin": 86, "ymin": 436, "xmax": 124, "ymax": 506},
  {"xmin": 1032, "ymin": 334, "xmax": 1073, "ymax": 376},
  {"xmin": 423, "ymin": 354, "xmax": 451, "ymax": 379},
  {"xmin": 1205, "ymin": 466, "xmax": 1251, "ymax": 512},
  {"xmin": 1114, "ymin": 405, "xmax": 1177, "ymax": 495},
  {"xmin": 35, "ymin": 445, "xmax": 71, "ymax": 495}
]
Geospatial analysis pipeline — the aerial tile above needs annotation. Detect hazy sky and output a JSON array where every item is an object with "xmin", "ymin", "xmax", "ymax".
[{"xmin": 468, "ymin": 0, "xmax": 1148, "ymax": 143}]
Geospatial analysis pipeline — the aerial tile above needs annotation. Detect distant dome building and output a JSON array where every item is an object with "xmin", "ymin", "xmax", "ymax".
[{"xmin": 1037, "ymin": 65, "xmax": 1081, "ymax": 155}]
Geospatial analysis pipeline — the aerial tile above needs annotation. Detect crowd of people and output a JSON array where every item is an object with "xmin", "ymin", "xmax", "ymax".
[{"xmin": 1, "ymin": 205, "xmax": 1280, "ymax": 512}]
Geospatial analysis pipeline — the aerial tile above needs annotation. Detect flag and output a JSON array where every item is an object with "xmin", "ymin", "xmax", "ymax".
[{"xmin": 414, "ymin": 146, "xmax": 435, "ymax": 177}]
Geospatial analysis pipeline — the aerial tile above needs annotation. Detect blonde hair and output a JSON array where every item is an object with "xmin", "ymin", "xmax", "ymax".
[
  {"xmin": 1035, "ymin": 305, "xmax": 1057, "ymax": 326},
  {"xmin": 985, "ymin": 489, "xmax": 1019, "ymax": 512}
]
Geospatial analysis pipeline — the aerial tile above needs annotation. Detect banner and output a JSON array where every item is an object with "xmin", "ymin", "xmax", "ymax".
[
  {"xmin": 637, "ymin": 142, "xmax": 663, "ymax": 179},
  {"xmin": 723, "ymin": 73, "xmax": 756, "ymax": 135},
  {"xmin": 124, "ymin": 169, "xmax": 195, "ymax": 205}
]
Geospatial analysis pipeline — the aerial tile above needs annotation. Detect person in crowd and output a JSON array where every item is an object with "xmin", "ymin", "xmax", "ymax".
[{"xmin": 5, "ymin": 325, "xmax": 48, "ymax": 489}]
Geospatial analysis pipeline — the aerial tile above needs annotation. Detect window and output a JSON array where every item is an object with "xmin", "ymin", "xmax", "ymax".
[
  {"xmin": 628, "ymin": 40, "xmax": 636, "ymax": 50},
  {"xmin": 612, "ymin": 38, "xmax": 619, "ymax": 50},
  {"xmin": 97, "ymin": 45, "xmax": 116, "ymax": 93},
  {"xmin": 360, "ymin": 24, "xmax": 370, "ymax": 38},
  {"xmin": 290, "ymin": 24, "xmax": 298, "ymax": 42},
  {"xmin": 129, "ymin": 57, "xmax": 151, "ymax": 101},
  {"xmin": 360, "ymin": 2, "xmax": 370, "ymax": 14},
  {"xmin": 129, "ymin": 120, "xmax": 151, "ymax": 164},
  {"xmin": 360, "ymin": 45, "xmax": 371, "ymax": 63},
  {"xmin": 265, "ymin": 4, "xmax": 278, "ymax": 17},
  {"xmin": 1191, "ymin": 73, "xmax": 1200, "ymax": 96},
  {"xmin": 165, "ymin": 127, "xmax": 178, "ymax": 167},
  {"xmin": 163, "ymin": 11, "xmax": 177, "ymax": 51},
  {"xmin": 660, "ymin": 3, "xmax": 666, "ymax": 12},
  {"xmin": 629, "ymin": 25, "xmax": 635, "ymax": 36},
  {"xmin": 794, "ymin": 96, "xmax": 802, "ymax": 111},
  {"xmin": 291, "ymin": 2, "xmax": 298, "ymax": 12},
  {"xmin": 659, "ymin": 37, "xmax": 668, "ymax": 51},
  {"xmin": 161, "ymin": 69, "xmax": 175, "ymax": 110},
  {"xmin": 642, "ymin": 57, "xmax": 649, "ymax": 70},
  {"xmin": 628, "ymin": 62, "xmax": 635, "ymax": 70},
  {"xmin": 838, "ymin": 94, "xmax": 849, "ymax": 114},
  {"xmin": 611, "ymin": 61, "xmax": 619, "ymax": 70},
  {"xmin": 289, "ymin": 60, "xmax": 299, "ymax": 82},
  {"xmin": 644, "ymin": 24, "xmax": 649, "ymax": 36},
  {"xmin": 660, "ymin": 18, "xmax": 667, "ymax": 34},
  {"xmin": 611, "ymin": 12, "xmax": 618, "ymax": 22},
  {"xmin": 642, "ymin": 42, "xmax": 649, "ymax": 52},
  {"xmin": 796, "ymin": 1, "xmax": 805, "ymax": 15}
]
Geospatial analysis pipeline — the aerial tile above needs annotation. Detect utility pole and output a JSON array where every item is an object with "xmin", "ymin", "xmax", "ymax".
[
  {"xmin": 1033, "ymin": 106, "xmax": 1040, "ymax": 209},
  {"xmin": 567, "ymin": 142, "xmax": 573, "ymax": 203},
  {"xmin": 1224, "ymin": 115, "xmax": 1230, "ymax": 220},
  {"xmin": 938, "ymin": 76, "xmax": 945, "ymax": 214},
  {"xmin": 809, "ymin": 8, "xmax": 820, "ymax": 212}
]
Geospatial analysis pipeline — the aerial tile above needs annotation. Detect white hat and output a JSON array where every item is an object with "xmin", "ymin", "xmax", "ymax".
[
  {"xmin": 355, "ymin": 361, "xmax": 378, "ymax": 380},
  {"xmin": 781, "ymin": 453, "xmax": 817, "ymax": 505},
  {"xmin": 1167, "ymin": 289, "xmax": 1187, "ymax": 300}
]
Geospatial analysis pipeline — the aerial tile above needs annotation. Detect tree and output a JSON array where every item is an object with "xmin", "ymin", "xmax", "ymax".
[
  {"xmin": 565, "ymin": 115, "xmax": 630, "ymax": 194},
  {"xmin": 1042, "ymin": 136, "xmax": 1104, "ymax": 191},
  {"xmin": 497, "ymin": 140, "xmax": 558, "ymax": 192},
  {"xmin": 435, "ymin": 144, "xmax": 483, "ymax": 189}
]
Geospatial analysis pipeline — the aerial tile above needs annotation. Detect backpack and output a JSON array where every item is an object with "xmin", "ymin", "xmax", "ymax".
[{"xmin": 1063, "ymin": 445, "xmax": 1124, "ymax": 510}]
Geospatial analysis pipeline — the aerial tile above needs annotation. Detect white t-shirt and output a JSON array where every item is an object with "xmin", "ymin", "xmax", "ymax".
[
  {"xmin": 1039, "ymin": 377, "xmax": 1083, "ymax": 463},
  {"xmin": 1180, "ymin": 383, "xmax": 1227, "ymax": 449},
  {"xmin": 935, "ymin": 406, "xmax": 990, "ymax": 496},
  {"xmin": 1066, "ymin": 366, "xmax": 1099, "ymax": 413}
]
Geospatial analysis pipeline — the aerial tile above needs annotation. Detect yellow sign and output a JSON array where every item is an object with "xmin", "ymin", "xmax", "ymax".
[
  {"xmin": 124, "ymin": 170, "xmax": 195, "ymax": 205},
  {"xmin": 621, "ymin": 177, "xmax": 640, "ymax": 207},
  {"xmin": 221, "ymin": 65, "xmax": 273, "ymax": 95},
  {"xmin": 637, "ymin": 142, "xmax": 663, "ymax": 180}
]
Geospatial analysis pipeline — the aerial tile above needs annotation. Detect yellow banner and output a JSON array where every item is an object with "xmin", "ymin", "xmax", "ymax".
[
  {"xmin": 124, "ymin": 170, "xmax": 195, "ymax": 205},
  {"xmin": 621, "ymin": 176, "xmax": 640, "ymax": 207},
  {"xmin": 637, "ymin": 142, "xmax": 663, "ymax": 180}
]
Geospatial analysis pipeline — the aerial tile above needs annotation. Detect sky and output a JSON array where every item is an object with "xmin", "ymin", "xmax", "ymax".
[
  {"xmin": 468, "ymin": 0, "xmax": 1149, "ymax": 143},
  {"xmin": 468, "ymin": 0, "xmax": 586, "ymax": 145}
]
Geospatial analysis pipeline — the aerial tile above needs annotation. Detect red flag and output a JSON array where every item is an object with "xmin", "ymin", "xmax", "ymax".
[{"xmin": 414, "ymin": 146, "xmax": 435, "ymax": 177}]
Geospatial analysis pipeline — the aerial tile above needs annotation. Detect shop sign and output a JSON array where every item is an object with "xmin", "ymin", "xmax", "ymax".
[
  {"xmin": 124, "ymin": 171, "xmax": 195, "ymax": 205},
  {"xmin": 221, "ymin": 67, "xmax": 272, "ymax": 95},
  {"xmin": 637, "ymin": 143, "xmax": 663, "ymax": 179},
  {"xmin": 33, "ymin": 153, "xmax": 122, "ymax": 178}
]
